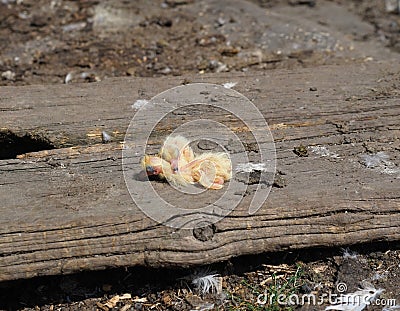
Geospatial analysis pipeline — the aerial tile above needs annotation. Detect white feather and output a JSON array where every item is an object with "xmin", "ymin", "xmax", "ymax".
[
  {"xmin": 236, "ymin": 162, "xmax": 269, "ymax": 173},
  {"xmin": 132, "ymin": 99, "xmax": 149, "ymax": 109},
  {"xmin": 222, "ymin": 82, "xmax": 237, "ymax": 89},
  {"xmin": 359, "ymin": 152, "xmax": 400, "ymax": 177},
  {"xmin": 360, "ymin": 152, "xmax": 389, "ymax": 168},
  {"xmin": 342, "ymin": 248, "xmax": 358, "ymax": 260},
  {"xmin": 325, "ymin": 282, "xmax": 384, "ymax": 311},
  {"xmin": 309, "ymin": 145, "xmax": 340, "ymax": 158},
  {"xmin": 383, "ymin": 305, "xmax": 400, "ymax": 311},
  {"xmin": 370, "ymin": 271, "xmax": 388, "ymax": 281},
  {"xmin": 192, "ymin": 273, "xmax": 222, "ymax": 294},
  {"xmin": 190, "ymin": 303, "xmax": 215, "ymax": 311}
]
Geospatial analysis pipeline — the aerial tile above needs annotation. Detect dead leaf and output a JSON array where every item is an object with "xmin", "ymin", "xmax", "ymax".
[
  {"xmin": 133, "ymin": 297, "xmax": 148, "ymax": 303},
  {"xmin": 120, "ymin": 293, "xmax": 132, "ymax": 300},
  {"xmin": 312, "ymin": 265, "xmax": 328, "ymax": 274},
  {"xmin": 162, "ymin": 294, "xmax": 172, "ymax": 306},
  {"xmin": 105, "ymin": 295, "xmax": 121, "ymax": 308},
  {"xmin": 262, "ymin": 264, "xmax": 295, "ymax": 273},
  {"xmin": 260, "ymin": 274, "xmax": 285, "ymax": 286},
  {"xmin": 120, "ymin": 304, "xmax": 132, "ymax": 311},
  {"xmin": 96, "ymin": 302, "xmax": 109, "ymax": 311}
]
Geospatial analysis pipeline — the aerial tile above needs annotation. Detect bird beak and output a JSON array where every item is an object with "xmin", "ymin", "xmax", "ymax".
[
  {"xmin": 145, "ymin": 165, "xmax": 154, "ymax": 175},
  {"xmin": 146, "ymin": 165, "xmax": 161, "ymax": 175}
]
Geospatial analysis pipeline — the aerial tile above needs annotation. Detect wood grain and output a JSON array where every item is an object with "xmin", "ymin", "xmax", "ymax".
[{"xmin": 0, "ymin": 62, "xmax": 399, "ymax": 281}]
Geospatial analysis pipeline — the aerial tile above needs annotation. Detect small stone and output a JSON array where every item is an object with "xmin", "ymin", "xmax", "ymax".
[
  {"xmin": 65, "ymin": 72, "xmax": 73, "ymax": 84},
  {"xmin": 216, "ymin": 17, "xmax": 226, "ymax": 27},
  {"xmin": 81, "ymin": 72, "xmax": 100, "ymax": 83},
  {"xmin": 126, "ymin": 67, "xmax": 136, "ymax": 76},
  {"xmin": 102, "ymin": 131, "xmax": 112, "ymax": 143},
  {"xmin": 385, "ymin": 0, "xmax": 399, "ymax": 13},
  {"xmin": 219, "ymin": 46, "xmax": 240, "ymax": 57},
  {"xmin": 160, "ymin": 66, "xmax": 172, "ymax": 74},
  {"xmin": 1, "ymin": 70, "xmax": 16, "ymax": 81},
  {"xmin": 309, "ymin": 86, "xmax": 317, "ymax": 91},
  {"xmin": 30, "ymin": 14, "xmax": 48, "ymax": 27}
]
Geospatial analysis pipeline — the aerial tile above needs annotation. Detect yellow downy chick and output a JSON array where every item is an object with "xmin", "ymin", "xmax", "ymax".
[
  {"xmin": 141, "ymin": 154, "xmax": 189, "ymax": 186},
  {"xmin": 141, "ymin": 155, "xmax": 169, "ymax": 178},
  {"xmin": 142, "ymin": 135, "xmax": 231, "ymax": 189},
  {"xmin": 181, "ymin": 152, "xmax": 232, "ymax": 189},
  {"xmin": 159, "ymin": 135, "xmax": 195, "ymax": 171}
]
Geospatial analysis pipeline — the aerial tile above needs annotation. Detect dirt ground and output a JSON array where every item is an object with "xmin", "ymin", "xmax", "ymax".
[
  {"xmin": 1, "ymin": 0, "xmax": 400, "ymax": 86},
  {"xmin": 1, "ymin": 244, "xmax": 399, "ymax": 311},
  {"xmin": 1, "ymin": 0, "xmax": 400, "ymax": 310}
]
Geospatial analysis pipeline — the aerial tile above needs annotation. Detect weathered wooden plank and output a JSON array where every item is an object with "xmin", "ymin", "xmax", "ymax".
[
  {"xmin": 0, "ymin": 62, "xmax": 399, "ymax": 281},
  {"xmin": 0, "ymin": 62, "xmax": 398, "ymax": 148}
]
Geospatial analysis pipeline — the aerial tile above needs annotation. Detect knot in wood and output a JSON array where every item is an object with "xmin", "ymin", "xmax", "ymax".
[{"xmin": 193, "ymin": 223, "xmax": 216, "ymax": 242}]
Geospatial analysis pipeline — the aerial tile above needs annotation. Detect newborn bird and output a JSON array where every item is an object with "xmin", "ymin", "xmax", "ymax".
[
  {"xmin": 141, "ymin": 135, "xmax": 231, "ymax": 189},
  {"xmin": 141, "ymin": 154, "xmax": 188, "ymax": 186},
  {"xmin": 179, "ymin": 152, "xmax": 232, "ymax": 189},
  {"xmin": 159, "ymin": 135, "xmax": 194, "ymax": 172}
]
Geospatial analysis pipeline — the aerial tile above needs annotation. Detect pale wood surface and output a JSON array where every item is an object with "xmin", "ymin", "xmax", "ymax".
[{"xmin": 0, "ymin": 62, "xmax": 399, "ymax": 281}]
